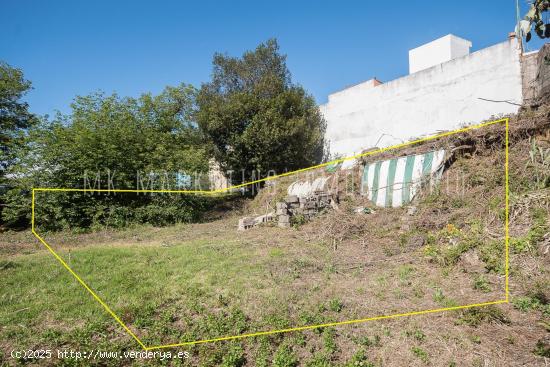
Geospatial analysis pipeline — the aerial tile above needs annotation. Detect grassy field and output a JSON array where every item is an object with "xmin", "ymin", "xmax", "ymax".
[{"xmin": 1, "ymin": 122, "xmax": 550, "ymax": 366}]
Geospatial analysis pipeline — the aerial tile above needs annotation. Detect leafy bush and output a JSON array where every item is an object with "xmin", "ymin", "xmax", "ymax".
[{"xmin": 3, "ymin": 85, "xmax": 214, "ymax": 231}]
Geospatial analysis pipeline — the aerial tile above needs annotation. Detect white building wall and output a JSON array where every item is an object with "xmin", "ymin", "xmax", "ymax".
[
  {"xmin": 321, "ymin": 38, "xmax": 523, "ymax": 157},
  {"xmin": 409, "ymin": 34, "xmax": 472, "ymax": 74}
]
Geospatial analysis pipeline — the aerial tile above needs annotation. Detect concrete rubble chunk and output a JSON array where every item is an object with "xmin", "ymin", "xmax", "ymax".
[
  {"xmin": 238, "ymin": 217, "xmax": 255, "ymax": 231},
  {"xmin": 304, "ymin": 201, "xmax": 317, "ymax": 209},
  {"xmin": 276, "ymin": 202, "xmax": 288, "ymax": 209},
  {"xmin": 278, "ymin": 215, "xmax": 290, "ymax": 223},
  {"xmin": 285, "ymin": 195, "xmax": 299, "ymax": 204},
  {"xmin": 278, "ymin": 221, "xmax": 291, "ymax": 228},
  {"xmin": 239, "ymin": 181, "xmax": 337, "ymax": 231},
  {"xmin": 238, "ymin": 212, "xmax": 274, "ymax": 231},
  {"xmin": 254, "ymin": 212, "xmax": 274, "ymax": 225}
]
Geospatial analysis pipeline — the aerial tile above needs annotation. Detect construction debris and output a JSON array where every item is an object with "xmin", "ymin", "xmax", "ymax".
[
  {"xmin": 353, "ymin": 206, "xmax": 374, "ymax": 214},
  {"xmin": 237, "ymin": 212, "xmax": 274, "ymax": 231},
  {"xmin": 276, "ymin": 190, "xmax": 333, "ymax": 228}
]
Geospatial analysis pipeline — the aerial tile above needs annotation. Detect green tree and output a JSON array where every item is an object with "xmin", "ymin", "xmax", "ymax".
[
  {"xmin": 3, "ymin": 84, "xmax": 213, "ymax": 230},
  {"xmin": 196, "ymin": 39, "xmax": 326, "ymax": 185},
  {"xmin": 0, "ymin": 61, "xmax": 36, "ymax": 180}
]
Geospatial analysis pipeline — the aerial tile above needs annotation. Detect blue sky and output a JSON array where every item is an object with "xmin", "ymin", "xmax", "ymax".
[{"xmin": 1, "ymin": 0, "xmax": 544, "ymax": 117}]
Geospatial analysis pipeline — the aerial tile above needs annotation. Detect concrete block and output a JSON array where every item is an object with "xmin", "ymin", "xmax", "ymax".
[
  {"xmin": 285, "ymin": 195, "xmax": 299, "ymax": 204},
  {"xmin": 304, "ymin": 201, "xmax": 317, "ymax": 209},
  {"xmin": 238, "ymin": 217, "xmax": 255, "ymax": 231},
  {"xmin": 254, "ymin": 213, "xmax": 274, "ymax": 224},
  {"xmin": 276, "ymin": 202, "xmax": 288, "ymax": 209},
  {"xmin": 278, "ymin": 221, "xmax": 291, "ymax": 228},
  {"xmin": 278, "ymin": 215, "xmax": 290, "ymax": 223}
]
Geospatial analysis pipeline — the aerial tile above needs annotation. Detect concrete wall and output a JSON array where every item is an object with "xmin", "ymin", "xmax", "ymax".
[
  {"xmin": 521, "ymin": 51, "xmax": 539, "ymax": 105},
  {"xmin": 534, "ymin": 43, "xmax": 550, "ymax": 105},
  {"xmin": 320, "ymin": 38, "xmax": 524, "ymax": 156},
  {"xmin": 409, "ymin": 34, "xmax": 471, "ymax": 74}
]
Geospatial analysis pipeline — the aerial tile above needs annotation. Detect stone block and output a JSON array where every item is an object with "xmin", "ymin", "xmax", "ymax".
[
  {"xmin": 238, "ymin": 217, "xmax": 255, "ymax": 231},
  {"xmin": 285, "ymin": 195, "xmax": 299, "ymax": 204},
  {"xmin": 276, "ymin": 202, "xmax": 288, "ymax": 210},
  {"xmin": 276, "ymin": 208, "xmax": 288, "ymax": 215},
  {"xmin": 304, "ymin": 201, "xmax": 317, "ymax": 209},
  {"xmin": 278, "ymin": 221, "xmax": 291, "ymax": 228},
  {"xmin": 278, "ymin": 215, "xmax": 290, "ymax": 223}
]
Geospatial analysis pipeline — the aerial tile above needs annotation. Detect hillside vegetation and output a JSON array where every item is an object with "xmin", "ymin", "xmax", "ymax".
[{"xmin": 1, "ymin": 107, "xmax": 549, "ymax": 366}]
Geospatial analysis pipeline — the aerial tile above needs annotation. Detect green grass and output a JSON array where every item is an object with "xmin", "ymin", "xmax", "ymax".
[
  {"xmin": 1, "ymin": 238, "xmax": 267, "ymax": 350},
  {"xmin": 2, "ymin": 234, "xmax": 373, "ymax": 365}
]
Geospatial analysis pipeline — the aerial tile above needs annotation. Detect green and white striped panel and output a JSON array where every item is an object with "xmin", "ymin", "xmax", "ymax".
[{"xmin": 361, "ymin": 150, "xmax": 446, "ymax": 207}]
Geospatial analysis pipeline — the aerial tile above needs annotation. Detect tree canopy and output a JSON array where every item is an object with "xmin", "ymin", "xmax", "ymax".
[
  {"xmin": 196, "ymin": 39, "xmax": 326, "ymax": 184},
  {"xmin": 1, "ymin": 39, "xmax": 328, "ymax": 230},
  {"xmin": 2, "ymin": 85, "xmax": 212, "ymax": 229},
  {"xmin": 0, "ymin": 61, "xmax": 36, "ymax": 180}
]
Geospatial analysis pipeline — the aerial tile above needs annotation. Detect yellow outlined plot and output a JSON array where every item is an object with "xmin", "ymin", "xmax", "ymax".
[{"xmin": 31, "ymin": 117, "xmax": 510, "ymax": 350}]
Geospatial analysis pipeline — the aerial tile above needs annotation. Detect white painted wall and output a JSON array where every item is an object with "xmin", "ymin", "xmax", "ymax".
[
  {"xmin": 320, "ymin": 38, "xmax": 523, "ymax": 157},
  {"xmin": 409, "ymin": 34, "xmax": 472, "ymax": 74}
]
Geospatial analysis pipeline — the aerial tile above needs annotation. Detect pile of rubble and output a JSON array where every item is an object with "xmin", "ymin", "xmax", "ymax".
[
  {"xmin": 276, "ymin": 192, "xmax": 333, "ymax": 228},
  {"xmin": 237, "ymin": 176, "xmax": 339, "ymax": 231}
]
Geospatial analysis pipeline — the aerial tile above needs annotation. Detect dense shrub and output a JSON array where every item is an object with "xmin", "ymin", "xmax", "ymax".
[{"xmin": 3, "ymin": 85, "xmax": 213, "ymax": 231}]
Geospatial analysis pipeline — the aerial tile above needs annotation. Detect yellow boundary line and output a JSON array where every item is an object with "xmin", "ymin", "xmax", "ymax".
[{"xmin": 31, "ymin": 117, "xmax": 510, "ymax": 350}]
